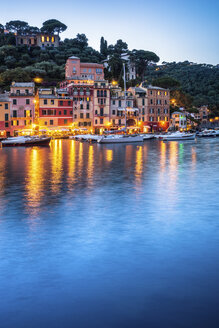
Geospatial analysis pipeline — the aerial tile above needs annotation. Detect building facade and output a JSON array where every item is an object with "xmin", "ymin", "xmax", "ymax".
[
  {"xmin": 170, "ymin": 111, "xmax": 187, "ymax": 130},
  {"xmin": 0, "ymin": 94, "xmax": 11, "ymax": 137},
  {"xmin": 129, "ymin": 85, "xmax": 170, "ymax": 131},
  {"xmin": 10, "ymin": 82, "xmax": 35, "ymax": 135},
  {"xmin": 35, "ymin": 88, "xmax": 73, "ymax": 129},
  {"xmin": 16, "ymin": 34, "xmax": 59, "ymax": 48},
  {"xmin": 65, "ymin": 57, "xmax": 104, "ymax": 81}
]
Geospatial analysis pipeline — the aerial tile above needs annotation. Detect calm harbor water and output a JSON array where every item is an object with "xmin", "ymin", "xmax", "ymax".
[{"xmin": 0, "ymin": 138, "xmax": 219, "ymax": 328}]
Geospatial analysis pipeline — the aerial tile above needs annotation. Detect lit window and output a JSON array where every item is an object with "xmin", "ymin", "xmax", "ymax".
[
  {"xmin": 41, "ymin": 36, "xmax": 45, "ymax": 42},
  {"xmin": 47, "ymin": 36, "xmax": 50, "ymax": 42},
  {"xmin": 51, "ymin": 36, "xmax": 55, "ymax": 43}
]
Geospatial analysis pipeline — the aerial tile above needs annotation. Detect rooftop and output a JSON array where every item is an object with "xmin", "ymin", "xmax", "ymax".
[
  {"xmin": 11, "ymin": 82, "xmax": 35, "ymax": 88},
  {"xmin": 0, "ymin": 93, "xmax": 10, "ymax": 102}
]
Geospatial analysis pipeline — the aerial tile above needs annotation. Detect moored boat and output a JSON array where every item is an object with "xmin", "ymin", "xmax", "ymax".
[
  {"xmin": 98, "ymin": 134, "xmax": 144, "ymax": 144},
  {"xmin": 162, "ymin": 131, "xmax": 195, "ymax": 141},
  {"xmin": 196, "ymin": 129, "xmax": 217, "ymax": 138},
  {"xmin": 1, "ymin": 136, "xmax": 51, "ymax": 147}
]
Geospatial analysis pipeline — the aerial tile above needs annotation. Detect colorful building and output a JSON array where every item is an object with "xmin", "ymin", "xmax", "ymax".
[
  {"xmin": 129, "ymin": 84, "xmax": 170, "ymax": 132},
  {"xmin": 10, "ymin": 82, "xmax": 35, "ymax": 135},
  {"xmin": 170, "ymin": 111, "xmax": 187, "ymax": 130},
  {"xmin": 0, "ymin": 94, "xmax": 11, "ymax": 137},
  {"xmin": 110, "ymin": 86, "xmax": 139, "ymax": 130},
  {"xmin": 36, "ymin": 88, "xmax": 73, "ymax": 130},
  {"xmin": 65, "ymin": 56, "xmax": 104, "ymax": 81}
]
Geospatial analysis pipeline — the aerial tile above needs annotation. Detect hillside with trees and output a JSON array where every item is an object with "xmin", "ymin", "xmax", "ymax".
[{"xmin": 0, "ymin": 19, "xmax": 218, "ymax": 114}]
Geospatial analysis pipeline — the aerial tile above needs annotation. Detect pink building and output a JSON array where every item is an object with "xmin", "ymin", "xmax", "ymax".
[
  {"xmin": 65, "ymin": 56, "xmax": 104, "ymax": 81},
  {"xmin": 10, "ymin": 82, "xmax": 35, "ymax": 135}
]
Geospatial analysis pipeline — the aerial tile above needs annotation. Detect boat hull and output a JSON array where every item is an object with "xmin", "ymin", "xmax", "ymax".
[
  {"xmin": 98, "ymin": 136, "xmax": 144, "ymax": 144},
  {"xmin": 2, "ymin": 137, "xmax": 51, "ymax": 147},
  {"xmin": 162, "ymin": 135, "xmax": 195, "ymax": 141}
]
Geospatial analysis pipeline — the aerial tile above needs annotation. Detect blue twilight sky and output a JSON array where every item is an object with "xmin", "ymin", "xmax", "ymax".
[{"xmin": 1, "ymin": 0, "xmax": 219, "ymax": 64}]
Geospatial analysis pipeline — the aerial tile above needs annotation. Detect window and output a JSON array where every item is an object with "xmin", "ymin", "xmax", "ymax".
[
  {"xmin": 83, "ymin": 69, "xmax": 87, "ymax": 72},
  {"xmin": 5, "ymin": 122, "xmax": 9, "ymax": 127},
  {"xmin": 150, "ymin": 90, "xmax": 153, "ymax": 95},
  {"xmin": 100, "ymin": 118, "xmax": 103, "ymax": 124},
  {"xmin": 142, "ymin": 108, "xmax": 145, "ymax": 115},
  {"xmin": 5, "ymin": 104, "xmax": 8, "ymax": 109},
  {"xmin": 60, "ymin": 101, "xmax": 63, "ymax": 106},
  {"xmin": 80, "ymin": 104, "xmax": 83, "ymax": 110},
  {"xmin": 158, "ymin": 108, "xmax": 160, "ymax": 114},
  {"xmin": 95, "ymin": 110, "xmax": 98, "ymax": 115},
  {"xmin": 100, "ymin": 108, "xmax": 104, "ymax": 116},
  {"xmin": 149, "ymin": 116, "xmax": 154, "ymax": 121},
  {"xmin": 51, "ymin": 100, "xmax": 54, "ymax": 105},
  {"xmin": 13, "ymin": 110, "xmax": 17, "ymax": 118},
  {"xmin": 64, "ymin": 110, "xmax": 67, "ymax": 115},
  {"xmin": 112, "ymin": 110, "xmax": 115, "ymax": 115},
  {"xmin": 95, "ymin": 119, "xmax": 97, "ymax": 124},
  {"xmin": 119, "ymin": 100, "xmax": 121, "ymax": 107},
  {"xmin": 86, "ymin": 113, "xmax": 89, "ymax": 118},
  {"xmin": 150, "ymin": 99, "xmax": 153, "ymax": 105},
  {"xmin": 112, "ymin": 100, "xmax": 115, "ymax": 105},
  {"xmin": 50, "ymin": 120, "xmax": 53, "ymax": 125},
  {"xmin": 59, "ymin": 111, "xmax": 61, "ymax": 115},
  {"xmin": 45, "ymin": 121, "xmax": 47, "ymax": 125},
  {"xmin": 64, "ymin": 119, "xmax": 67, "ymax": 124},
  {"xmin": 44, "ymin": 99, "xmax": 47, "ymax": 105},
  {"xmin": 41, "ymin": 36, "xmax": 45, "ymax": 42},
  {"xmin": 68, "ymin": 101, "xmax": 71, "ymax": 106},
  {"xmin": 24, "ymin": 120, "xmax": 26, "ymax": 126},
  {"xmin": 47, "ymin": 36, "xmax": 50, "ymax": 42},
  {"xmin": 87, "ymin": 104, "xmax": 89, "ymax": 110},
  {"xmin": 74, "ymin": 114, "xmax": 77, "ymax": 119},
  {"xmin": 96, "ymin": 68, "xmax": 102, "ymax": 74},
  {"xmin": 142, "ymin": 99, "xmax": 145, "ymax": 106},
  {"xmin": 42, "ymin": 110, "xmax": 46, "ymax": 115},
  {"xmin": 104, "ymin": 90, "xmax": 107, "ymax": 97},
  {"xmin": 24, "ymin": 110, "xmax": 26, "ymax": 117},
  {"xmin": 26, "ymin": 99, "xmax": 30, "ymax": 105},
  {"xmin": 118, "ymin": 119, "xmax": 121, "ymax": 125},
  {"xmin": 80, "ymin": 113, "xmax": 83, "ymax": 119},
  {"xmin": 51, "ymin": 36, "xmax": 55, "ymax": 43},
  {"xmin": 13, "ymin": 99, "xmax": 17, "ymax": 105},
  {"xmin": 5, "ymin": 114, "xmax": 9, "ymax": 121}
]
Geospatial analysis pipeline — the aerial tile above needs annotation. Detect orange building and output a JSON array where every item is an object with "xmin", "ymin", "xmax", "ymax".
[{"xmin": 0, "ymin": 94, "xmax": 11, "ymax": 137}]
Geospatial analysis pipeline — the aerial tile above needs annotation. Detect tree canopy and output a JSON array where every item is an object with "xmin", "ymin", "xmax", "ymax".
[{"xmin": 41, "ymin": 19, "xmax": 67, "ymax": 35}]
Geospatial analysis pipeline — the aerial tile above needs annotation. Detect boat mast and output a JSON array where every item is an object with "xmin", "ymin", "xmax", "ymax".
[{"xmin": 123, "ymin": 63, "xmax": 127, "ymax": 133}]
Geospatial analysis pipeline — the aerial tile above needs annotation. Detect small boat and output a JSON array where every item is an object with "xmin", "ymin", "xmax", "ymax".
[
  {"xmin": 197, "ymin": 129, "xmax": 217, "ymax": 138},
  {"xmin": 1, "ymin": 136, "xmax": 51, "ymax": 147},
  {"xmin": 162, "ymin": 131, "xmax": 195, "ymax": 141},
  {"xmin": 140, "ymin": 134, "xmax": 154, "ymax": 140},
  {"xmin": 98, "ymin": 134, "xmax": 144, "ymax": 144}
]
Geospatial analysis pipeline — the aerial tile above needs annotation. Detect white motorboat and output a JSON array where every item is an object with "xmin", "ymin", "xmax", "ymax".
[
  {"xmin": 1, "ymin": 136, "xmax": 51, "ymax": 147},
  {"xmin": 98, "ymin": 134, "xmax": 144, "ymax": 144},
  {"xmin": 161, "ymin": 131, "xmax": 195, "ymax": 141},
  {"xmin": 197, "ymin": 129, "xmax": 217, "ymax": 138}
]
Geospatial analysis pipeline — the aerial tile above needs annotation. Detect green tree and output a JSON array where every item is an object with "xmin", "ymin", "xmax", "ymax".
[
  {"xmin": 130, "ymin": 50, "xmax": 160, "ymax": 80},
  {"xmin": 5, "ymin": 20, "xmax": 29, "ymax": 34},
  {"xmin": 41, "ymin": 19, "xmax": 67, "ymax": 35},
  {"xmin": 0, "ymin": 24, "xmax": 4, "ymax": 33},
  {"xmin": 100, "ymin": 37, "xmax": 108, "ymax": 57},
  {"xmin": 152, "ymin": 76, "xmax": 180, "ymax": 89}
]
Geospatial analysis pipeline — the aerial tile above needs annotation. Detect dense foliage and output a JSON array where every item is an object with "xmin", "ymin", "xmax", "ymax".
[{"xmin": 0, "ymin": 20, "xmax": 218, "ymax": 113}]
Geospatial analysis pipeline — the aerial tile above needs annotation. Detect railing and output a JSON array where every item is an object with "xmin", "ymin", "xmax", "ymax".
[{"xmin": 10, "ymin": 93, "xmax": 34, "ymax": 97}]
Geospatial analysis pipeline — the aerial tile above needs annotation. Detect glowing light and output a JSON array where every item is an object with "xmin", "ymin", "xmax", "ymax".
[
  {"xmin": 34, "ymin": 77, "xmax": 43, "ymax": 84},
  {"xmin": 111, "ymin": 81, "xmax": 118, "ymax": 86}
]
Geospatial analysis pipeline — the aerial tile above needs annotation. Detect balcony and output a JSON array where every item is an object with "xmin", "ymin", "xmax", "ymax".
[{"xmin": 10, "ymin": 93, "xmax": 34, "ymax": 97}]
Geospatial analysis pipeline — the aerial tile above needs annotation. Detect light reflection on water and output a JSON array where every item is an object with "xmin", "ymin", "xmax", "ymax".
[{"xmin": 0, "ymin": 139, "xmax": 219, "ymax": 328}]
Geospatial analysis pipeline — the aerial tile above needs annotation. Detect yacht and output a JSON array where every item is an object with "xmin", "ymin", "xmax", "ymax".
[
  {"xmin": 98, "ymin": 134, "xmax": 143, "ymax": 144},
  {"xmin": 161, "ymin": 131, "xmax": 195, "ymax": 141},
  {"xmin": 197, "ymin": 129, "xmax": 217, "ymax": 138},
  {"xmin": 1, "ymin": 136, "xmax": 51, "ymax": 147}
]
